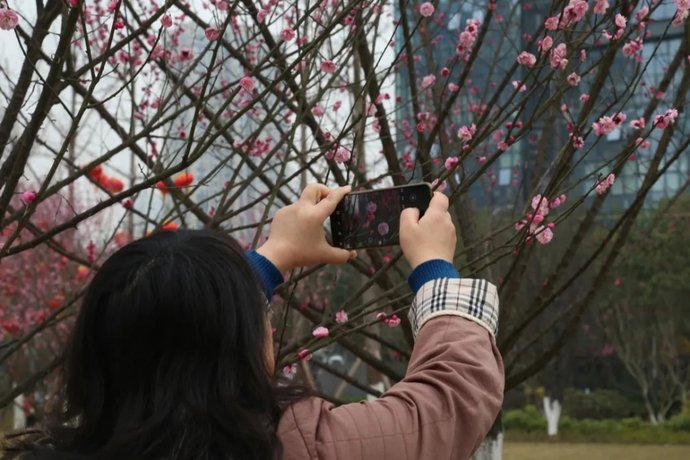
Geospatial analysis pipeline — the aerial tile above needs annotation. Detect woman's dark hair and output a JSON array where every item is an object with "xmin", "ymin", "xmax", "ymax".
[{"xmin": 5, "ymin": 229, "xmax": 301, "ymax": 459}]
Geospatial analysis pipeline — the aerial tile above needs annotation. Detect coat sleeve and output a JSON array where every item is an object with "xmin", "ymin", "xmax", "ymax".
[{"xmin": 277, "ymin": 279, "xmax": 504, "ymax": 460}]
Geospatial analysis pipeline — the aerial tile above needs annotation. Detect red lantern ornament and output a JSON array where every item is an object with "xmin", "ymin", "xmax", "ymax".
[
  {"xmin": 48, "ymin": 293, "xmax": 65, "ymax": 309},
  {"xmin": 155, "ymin": 181, "xmax": 170, "ymax": 194},
  {"xmin": 161, "ymin": 222, "xmax": 178, "ymax": 231},
  {"xmin": 86, "ymin": 164, "xmax": 103, "ymax": 180},
  {"xmin": 173, "ymin": 172, "xmax": 194, "ymax": 187},
  {"xmin": 76, "ymin": 265, "xmax": 90, "ymax": 282},
  {"xmin": 106, "ymin": 177, "xmax": 124, "ymax": 193}
]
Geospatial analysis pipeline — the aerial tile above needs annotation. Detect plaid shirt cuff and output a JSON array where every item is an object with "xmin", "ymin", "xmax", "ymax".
[{"xmin": 408, "ymin": 278, "xmax": 499, "ymax": 339}]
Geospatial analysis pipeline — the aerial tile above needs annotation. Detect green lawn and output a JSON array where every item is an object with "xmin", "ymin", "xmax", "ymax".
[{"xmin": 504, "ymin": 442, "xmax": 690, "ymax": 460}]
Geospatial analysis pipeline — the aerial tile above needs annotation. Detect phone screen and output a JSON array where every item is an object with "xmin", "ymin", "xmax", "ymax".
[{"xmin": 330, "ymin": 183, "xmax": 432, "ymax": 249}]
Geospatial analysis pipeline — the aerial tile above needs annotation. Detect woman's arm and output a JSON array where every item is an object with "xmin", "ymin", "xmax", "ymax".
[
  {"xmin": 277, "ymin": 278, "xmax": 502, "ymax": 460},
  {"xmin": 245, "ymin": 184, "xmax": 355, "ymax": 300},
  {"xmin": 272, "ymin": 189, "xmax": 503, "ymax": 459},
  {"xmin": 244, "ymin": 249, "xmax": 284, "ymax": 300}
]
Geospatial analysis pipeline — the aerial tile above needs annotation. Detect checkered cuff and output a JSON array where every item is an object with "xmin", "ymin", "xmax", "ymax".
[{"xmin": 408, "ymin": 278, "xmax": 499, "ymax": 339}]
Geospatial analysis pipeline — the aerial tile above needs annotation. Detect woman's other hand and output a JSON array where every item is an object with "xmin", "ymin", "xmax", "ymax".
[
  {"xmin": 399, "ymin": 192, "xmax": 457, "ymax": 269},
  {"xmin": 256, "ymin": 184, "xmax": 356, "ymax": 271}
]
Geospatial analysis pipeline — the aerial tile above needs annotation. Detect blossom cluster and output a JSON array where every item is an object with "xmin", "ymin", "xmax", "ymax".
[
  {"xmin": 595, "ymin": 173, "xmax": 616, "ymax": 195},
  {"xmin": 376, "ymin": 312, "xmax": 401, "ymax": 327},
  {"xmin": 515, "ymin": 194, "xmax": 568, "ymax": 245},
  {"xmin": 592, "ymin": 113, "xmax": 627, "ymax": 136},
  {"xmin": 455, "ymin": 19, "xmax": 481, "ymax": 59}
]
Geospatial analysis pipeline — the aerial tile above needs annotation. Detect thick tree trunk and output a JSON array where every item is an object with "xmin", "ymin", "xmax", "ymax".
[
  {"xmin": 472, "ymin": 412, "xmax": 503, "ymax": 460},
  {"xmin": 13, "ymin": 394, "xmax": 25, "ymax": 430},
  {"xmin": 543, "ymin": 396, "xmax": 561, "ymax": 436}
]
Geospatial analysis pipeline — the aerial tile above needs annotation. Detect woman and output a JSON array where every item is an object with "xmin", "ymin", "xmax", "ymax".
[{"xmin": 3, "ymin": 184, "xmax": 503, "ymax": 459}]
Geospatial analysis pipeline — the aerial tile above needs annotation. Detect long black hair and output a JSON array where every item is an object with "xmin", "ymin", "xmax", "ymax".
[{"xmin": 4, "ymin": 229, "xmax": 301, "ymax": 459}]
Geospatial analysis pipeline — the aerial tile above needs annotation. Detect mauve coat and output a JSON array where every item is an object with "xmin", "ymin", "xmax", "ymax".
[{"xmin": 277, "ymin": 278, "xmax": 504, "ymax": 460}]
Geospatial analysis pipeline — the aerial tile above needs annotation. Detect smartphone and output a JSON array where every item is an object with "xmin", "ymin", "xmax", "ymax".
[{"xmin": 330, "ymin": 183, "xmax": 432, "ymax": 249}]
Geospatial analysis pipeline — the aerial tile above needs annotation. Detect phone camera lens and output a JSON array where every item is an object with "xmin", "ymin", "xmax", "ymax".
[{"xmin": 410, "ymin": 193, "xmax": 417, "ymax": 201}]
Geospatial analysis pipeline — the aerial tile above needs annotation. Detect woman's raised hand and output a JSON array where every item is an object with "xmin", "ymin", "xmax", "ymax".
[
  {"xmin": 399, "ymin": 192, "xmax": 457, "ymax": 269},
  {"xmin": 256, "ymin": 184, "xmax": 356, "ymax": 272}
]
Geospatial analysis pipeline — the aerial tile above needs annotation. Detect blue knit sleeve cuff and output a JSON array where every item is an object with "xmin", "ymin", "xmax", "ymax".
[
  {"xmin": 407, "ymin": 259, "xmax": 460, "ymax": 293},
  {"xmin": 245, "ymin": 250, "xmax": 284, "ymax": 299}
]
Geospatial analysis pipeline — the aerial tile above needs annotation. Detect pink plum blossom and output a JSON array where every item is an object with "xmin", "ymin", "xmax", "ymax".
[
  {"xmin": 622, "ymin": 38, "xmax": 643, "ymax": 58},
  {"xmin": 257, "ymin": 8, "xmax": 269, "ymax": 23},
  {"xmin": 21, "ymin": 191, "xmax": 37, "ymax": 204},
  {"xmin": 297, "ymin": 349, "xmax": 312, "ymax": 361},
  {"xmin": 335, "ymin": 310, "xmax": 348, "ymax": 324},
  {"xmin": 457, "ymin": 123, "xmax": 476, "ymax": 141},
  {"xmin": 239, "ymin": 76, "xmax": 255, "ymax": 92},
  {"xmin": 312, "ymin": 326, "xmax": 329, "ymax": 338},
  {"xmin": 0, "ymin": 7, "xmax": 19, "ymax": 30},
  {"xmin": 205, "ymin": 27, "xmax": 220, "ymax": 41},
  {"xmin": 282, "ymin": 364, "xmax": 297, "ymax": 379},
  {"xmin": 311, "ymin": 105, "xmax": 324, "ymax": 117},
  {"xmin": 630, "ymin": 117, "xmax": 646, "ymax": 130},
  {"xmin": 419, "ymin": 2, "xmax": 435, "ymax": 17},
  {"xmin": 544, "ymin": 16, "xmax": 560, "ymax": 30},
  {"xmin": 160, "ymin": 14, "xmax": 173, "ymax": 28},
  {"xmin": 538, "ymin": 36, "xmax": 553, "ymax": 53},
  {"xmin": 530, "ymin": 194, "xmax": 551, "ymax": 220},
  {"xmin": 280, "ymin": 28, "xmax": 296, "ymax": 42},
  {"xmin": 535, "ymin": 226, "xmax": 554, "ymax": 244},
  {"xmin": 567, "ymin": 72, "xmax": 581, "ymax": 86},
  {"xmin": 562, "ymin": 0, "xmax": 589, "ymax": 27},
  {"xmin": 636, "ymin": 137, "xmax": 651, "ymax": 149},
  {"xmin": 595, "ymin": 173, "xmax": 616, "ymax": 195},
  {"xmin": 675, "ymin": 0, "xmax": 690, "ymax": 22},
  {"xmin": 444, "ymin": 156, "xmax": 459, "ymax": 171},
  {"xmin": 549, "ymin": 43, "xmax": 568, "ymax": 69},
  {"xmin": 615, "ymin": 14, "xmax": 627, "ymax": 29},
  {"xmin": 636, "ymin": 6, "xmax": 650, "ymax": 21},
  {"xmin": 385, "ymin": 314, "xmax": 401, "ymax": 328},
  {"xmin": 87, "ymin": 240, "xmax": 97, "ymax": 263},
  {"xmin": 421, "ymin": 74, "xmax": 436, "ymax": 89},
  {"xmin": 320, "ymin": 60, "xmax": 337, "ymax": 73},
  {"xmin": 512, "ymin": 80, "xmax": 527, "ymax": 92},
  {"xmin": 178, "ymin": 48, "xmax": 193, "ymax": 61},
  {"xmin": 593, "ymin": 0, "xmax": 609, "ymax": 14},
  {"xmin": 455, "ymin": 19, "xmax": 480, "ymax": 58},
  {"xmin": 571, "ymin": 135, "xmax": 584, "ymax": 149},
  {"xmin": 517, "ymin": 51, "xmax": 537, "ymax": 68},
  {"xmin": 592, "ymin": 113, "xmax": 626, "ymax": 136},
  {"xmin": 653, "ymin": 108, "xmax": 678, "ymax": 129},
  {"xmin": 333, "ymin": 147, "xmax": 351, "ymax": 163}
]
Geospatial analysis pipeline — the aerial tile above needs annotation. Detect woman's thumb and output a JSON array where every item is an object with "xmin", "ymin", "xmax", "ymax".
[{"xmin": 324, "ymin": 246, "xmax": 357, "ymax": 264}]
